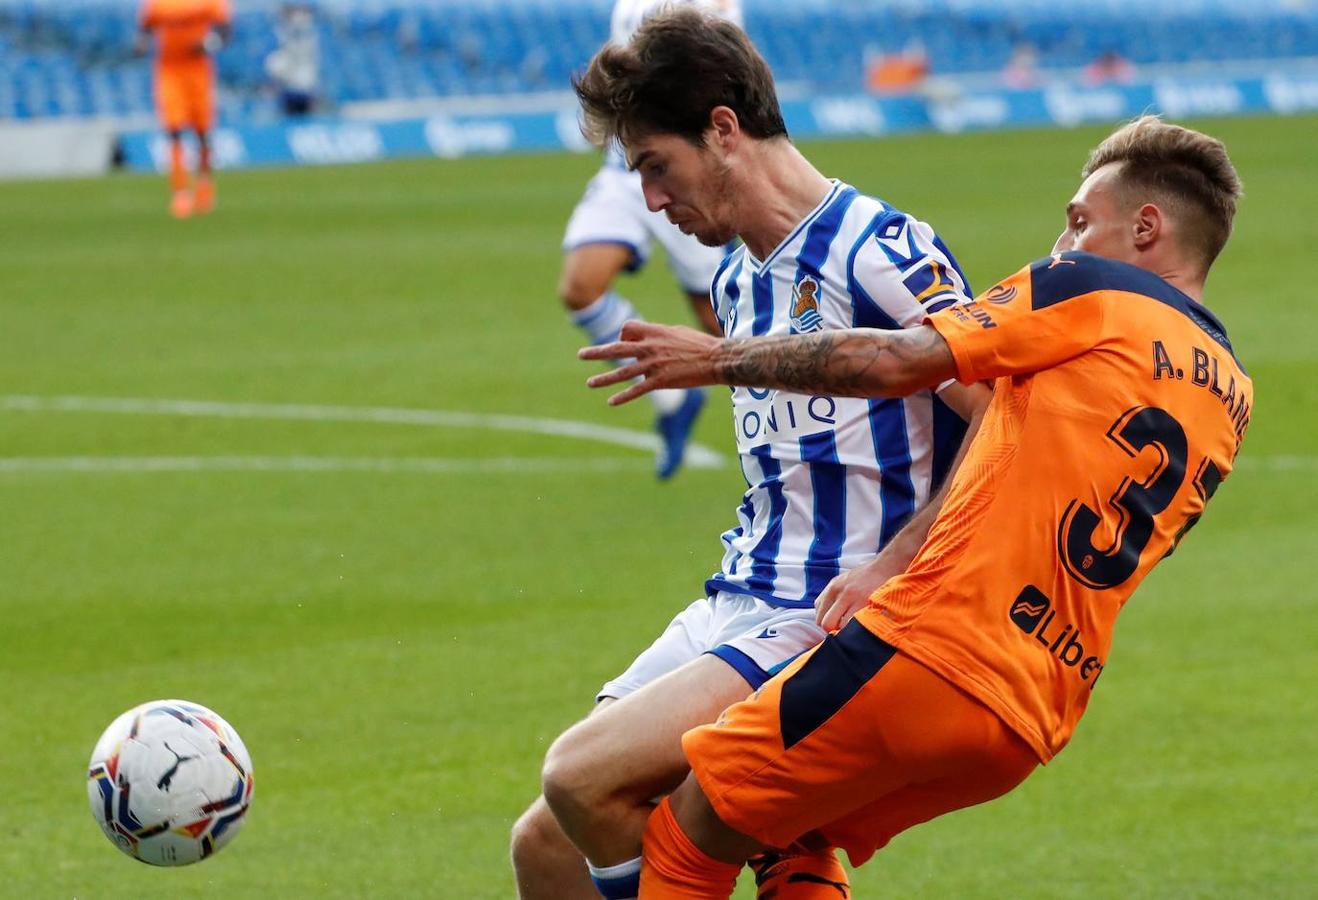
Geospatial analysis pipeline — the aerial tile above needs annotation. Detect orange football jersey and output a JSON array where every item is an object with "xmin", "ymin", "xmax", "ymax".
[
  {"xmin": 140, "ymin": 0, "xmax": 230, "ymax": 65},
  {"xmin": 856, "ymin": 251, "xmax": 1252, "ymax": 761}
]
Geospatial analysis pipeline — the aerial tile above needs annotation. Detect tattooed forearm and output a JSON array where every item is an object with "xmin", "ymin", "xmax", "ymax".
[{"xmin": 713, "ymin": 327, "xmax": 950, "ymax": 397}]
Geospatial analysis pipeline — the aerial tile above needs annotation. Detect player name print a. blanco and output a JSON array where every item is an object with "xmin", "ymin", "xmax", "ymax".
[{"xmin": 704, "ymin": 180, "xmax": 973, "ymax": 608}]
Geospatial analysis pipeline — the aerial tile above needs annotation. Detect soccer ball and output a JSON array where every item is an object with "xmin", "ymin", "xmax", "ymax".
[{"xmin": 86, "ymin": 699, "xmax": 254, "ymax": 866}]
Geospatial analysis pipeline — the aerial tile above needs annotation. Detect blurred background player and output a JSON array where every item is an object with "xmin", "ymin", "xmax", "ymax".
[
  {"xmin": 136, "ymin": 0, "xmax": 231, "ymax": 218},
  {"xmin": 560, "ymin": 0, "xmax": 742, "ymax": 480},
  {"xmin": 265, "ymin": 2, "xmax": 320, "ymax": 118}
]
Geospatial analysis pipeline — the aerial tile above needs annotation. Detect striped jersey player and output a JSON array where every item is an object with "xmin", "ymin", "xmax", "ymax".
[
  {"xmin": 703, "ymin": 180, "xmax": 975, "ymax": 627},
  {"xmin": 590, "ymin": 180, "xmax": 982, "ymax": 697},
  {"xmin": 516, "ymin": 10, "xmax": 991, "ymax": 900},
  {"xmin": 559, "ymin": 0, "xmax": 745, "ymax": 480}
]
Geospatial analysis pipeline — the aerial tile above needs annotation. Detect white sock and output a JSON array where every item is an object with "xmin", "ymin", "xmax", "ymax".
[
  {"xmin": 588, "ymin": 856, "xmax": 642, "ymax": 900},
  {"xmin": 570, "ymin": 292, "xmax": 686, "ymax": 414},
  {"xmin": 570, "ymin": 291, "xmax": 637, "ymax": 349}
]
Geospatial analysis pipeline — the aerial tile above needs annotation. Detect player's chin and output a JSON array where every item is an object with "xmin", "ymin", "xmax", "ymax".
[{"xmin": 692, "ymin": 225, "xmax": 735, "ymax": 248}]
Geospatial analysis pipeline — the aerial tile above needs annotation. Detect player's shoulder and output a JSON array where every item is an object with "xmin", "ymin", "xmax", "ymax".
[
  {"xmin": 841, "ymin": 191, "xmax": 949, "ymax": 276},
  {"xmin": 711, "ymin": 243, "xmax": 746, "ymax": 290},
  {"xmin": 1024, "ymin": 251, "xmax": 1185, "ymax": 309},
  {"xmin": 1019, "ymin": 251, "xmax": 1237, "ymax": 354},
  {"xmin": 1025, "ymin": 251, "xmax": 1223, "ymax": 321}
]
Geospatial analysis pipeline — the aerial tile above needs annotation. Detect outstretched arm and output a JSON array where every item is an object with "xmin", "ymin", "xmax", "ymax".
[{"xmin": 579, "ymin": 320, "xmax": 959, "ymax": 405}]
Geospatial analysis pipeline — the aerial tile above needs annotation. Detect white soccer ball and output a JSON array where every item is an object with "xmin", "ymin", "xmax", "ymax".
[{"xmin": 86, "ymin": 699, "xmax": 254, "ymax": 866}]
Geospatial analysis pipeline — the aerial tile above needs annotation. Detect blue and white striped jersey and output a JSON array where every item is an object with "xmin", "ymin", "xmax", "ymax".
[{"xmin": 705, "ymin": 180, "xmax": 973, "ymax": 608}]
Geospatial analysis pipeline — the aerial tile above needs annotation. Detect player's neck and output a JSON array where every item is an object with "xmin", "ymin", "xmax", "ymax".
[
  {"xmin": 734, "ymin": 142, "xmax": 833, "ymax": 261},
  {"xmin": 1163, "ymin": 271, "xmax": 1205, "ymax": 303},
  {"xmin": 1138, "ymin": 251, "xmax": 1206, "ymax": 303}
]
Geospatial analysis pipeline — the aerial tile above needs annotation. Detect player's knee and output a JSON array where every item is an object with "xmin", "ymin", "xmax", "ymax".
[
  {"xmin": 510, "ymin": 800, "xmax": 561, "ymax": 867},
  {"xmin": 557, "ymin": 267, "xmax": 610, "ymax": 311},
  {"xmin": 541, "ymin": 729, "xmax": 604, "ymax": 822}
]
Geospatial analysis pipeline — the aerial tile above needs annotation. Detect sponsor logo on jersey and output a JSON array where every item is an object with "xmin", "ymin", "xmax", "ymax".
[
  {"xmin": 790, "ymin": 275, "xmax": 824, "ymax": 334},
  {"xmin": 949, "ymin": 302, "xmax": 997, "ymax": 330},
  {"xmin": 1009, "ymin": 585, "xmax": 1105, "ymax": 684},
  {"xmin": 905, "ymin": 260, "xmax": 961, "ymax": 307},
  {"xmin": 985, "ymin": 283, "xmax": 1018, "ymax": 304}
]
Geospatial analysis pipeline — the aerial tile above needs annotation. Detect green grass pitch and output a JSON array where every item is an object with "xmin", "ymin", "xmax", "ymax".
[{"xmin": 1, "ymin": 114, "xmax": 1315, "ymax": 898}]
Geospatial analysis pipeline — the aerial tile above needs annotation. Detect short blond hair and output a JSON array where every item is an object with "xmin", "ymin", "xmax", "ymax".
[{"xmin": 1084, "ymin": 116, "xmax": 1242, "ymax": 271}]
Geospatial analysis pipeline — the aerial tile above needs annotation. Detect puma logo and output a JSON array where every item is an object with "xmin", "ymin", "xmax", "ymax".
[{"xmin": 157, "ymin": 741, "xmax": 198, "ymax": 792}]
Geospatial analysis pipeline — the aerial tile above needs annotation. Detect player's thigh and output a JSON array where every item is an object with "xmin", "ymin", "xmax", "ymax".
[
  {"xmin": 560, "ymin": 167, "xmax": 652, "ymax": 306},
  {"xmin": 596, "ymin": 596, "xmax": 717, "ymax": 703},
  {"xmin": 558, "ymin": 242, "xmax": 637, "ymax": 309},
  {"xmin": 173, "ymin": 64, "xmax": 214, "ymax": 133},
  {"xmin": 154, "ymin": 69, "xmax": 188, "ymax": 131},
  {"xmin": 683, "ymin": 621, "xmax": 1035, "ymax": 858},
  {"xmin": 552, "ymin": 653, "xmax": 755, "ymax": 801},
  {"xmin": 686, "ymin": 290, "xmax": 722, "ymax": 335},
  {"xmin": 189, "ymin": 82, "xmax": 216, "ymax": 134},
  {"xmin": 818, "ymin": 746, "xmax": 1036, "ymax": 866}
]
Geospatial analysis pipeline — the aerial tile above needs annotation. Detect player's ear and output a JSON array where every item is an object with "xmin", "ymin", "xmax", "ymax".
[
  {"xmin": 1132, "ymin": 202, "xmax": 1162, "ymax": 251},
  {"xmin": 707, "ymin": 106, "xmax": 739, "ymax": 152}
]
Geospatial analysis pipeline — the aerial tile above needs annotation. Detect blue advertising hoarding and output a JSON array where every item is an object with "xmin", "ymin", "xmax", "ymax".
[{"xmin": 116, "ymin": 69, "xmax": 1318, "ymax": 172}]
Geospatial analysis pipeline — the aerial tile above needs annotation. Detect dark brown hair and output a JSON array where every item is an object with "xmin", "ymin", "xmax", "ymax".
[
  {"xmin": 1084, "ymin": 116, "xmax": 1243, "ymax": 270},
  {"xmin": 573, "ymin": 6, "xmax": 787, "ymax": 148}
]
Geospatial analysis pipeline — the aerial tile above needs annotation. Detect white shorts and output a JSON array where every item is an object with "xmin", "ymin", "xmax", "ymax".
[
  {"xmin": 597, "ymin": 592, "xmax": 828, "ymax": 702},
  {"xmin": 563, "ymin": 163, "xmax": 730, "ymax": 295}
]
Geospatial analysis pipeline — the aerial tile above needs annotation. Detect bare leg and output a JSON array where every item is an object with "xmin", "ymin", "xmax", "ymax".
[
  {"xmin": 559, "ymin": 243, "xmax": 634, "ymax": 312},
  {"xmin": 511, "ymin": 795, "xmax": 600, "ymax": 900},
  {"xmin": 669, "ymin": 772, "xmax": 764, "ymax": 864},
  {"xmin": 685, "ymin": 289, "xmax": 722, "ymax": 336},
  {"xmin": 512, "ymin": 698, "xmax": 618, "ymax": 900},
  {"xmin": 541, "ymin": 655, "xmax": 753, "ymax": 867}
]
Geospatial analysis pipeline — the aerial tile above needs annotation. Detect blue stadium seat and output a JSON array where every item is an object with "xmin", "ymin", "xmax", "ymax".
[{"xmin": 2, "ymin": 0, "xmax": 1317, "ymax": 121}]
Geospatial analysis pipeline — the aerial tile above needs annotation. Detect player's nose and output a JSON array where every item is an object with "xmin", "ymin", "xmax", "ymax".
[{"xmin": 641, "ymin": 180, "xmax": 670, "ymax": 213}]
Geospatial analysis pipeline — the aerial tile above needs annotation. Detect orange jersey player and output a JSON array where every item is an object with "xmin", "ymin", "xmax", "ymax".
[
  {"xmin": 138, "ymin": 0, "xmax": 231, "ymax": 218},
  {"xmin": 579, "ymin": 114, "xmax": 1250, "ymax": 897}
]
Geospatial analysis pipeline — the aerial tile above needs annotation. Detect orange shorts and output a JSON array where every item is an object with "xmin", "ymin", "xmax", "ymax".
[
  {"xmin": 155, "ymin": 61, "xmax": 215, "ymax": 133},
  {"xmin": 682, "ymin": 621, "xmax": 1039, "ymax": 866}
]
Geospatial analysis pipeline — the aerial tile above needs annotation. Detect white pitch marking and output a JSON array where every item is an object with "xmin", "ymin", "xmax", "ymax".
[
  {"xmin": 1233, "ymin": 455, "xmax": 1318, "ymax": 472},
  {"xmin": 0, "ymin": 456, "xmax": 655, "ymax": 475},
  {"xmin": 1, "ymin": 454, "xmax": 1309, "ymax": 476},
  {"xmin": 0, "ymin": 394, "xmax": 727, "ymax": 469}
]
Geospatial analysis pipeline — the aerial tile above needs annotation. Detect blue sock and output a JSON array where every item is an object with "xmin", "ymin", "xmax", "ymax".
[{"xmin": 588, "ymin": 856, "xmax": 642, "ymax": 900}]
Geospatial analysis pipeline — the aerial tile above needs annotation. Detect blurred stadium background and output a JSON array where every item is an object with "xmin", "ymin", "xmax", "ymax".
[
  {"xmin": 2, "ymin": 1, "xmax": 1316, "ymax": 898},
  {"xmin": 2, "ymin": 0, "xmax": 1318, "ymax": 173}
]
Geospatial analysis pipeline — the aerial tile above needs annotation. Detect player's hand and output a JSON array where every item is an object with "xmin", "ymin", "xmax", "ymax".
[
  {"xmin": 814, "ymin": 552, "xmax": 905, "ymax": 632},
  {"xmin": 579, "ymin": 320, "xmax": 723, "ymax": 406}
]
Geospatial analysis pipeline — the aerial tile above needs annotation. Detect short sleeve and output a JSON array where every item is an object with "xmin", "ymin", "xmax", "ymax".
[
  {"xmin": 927, "ymin": 252, "xmax": 1110, "ymax": 383},
  {"xmin": 848, "ymin": 211, "xmax": 973, "ymax": 331}
]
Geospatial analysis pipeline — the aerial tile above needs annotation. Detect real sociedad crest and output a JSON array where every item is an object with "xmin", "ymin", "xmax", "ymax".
[{"xmin": 791, "ymin": 275, "xmax": 824, "ymax": 334}]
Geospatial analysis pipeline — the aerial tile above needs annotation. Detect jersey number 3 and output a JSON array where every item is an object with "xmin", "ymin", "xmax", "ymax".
[{"xmin": 1058, "ymin": 406, "xmax": 1223, "ymax": 590}]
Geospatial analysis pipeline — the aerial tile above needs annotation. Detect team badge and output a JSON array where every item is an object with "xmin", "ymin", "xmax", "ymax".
[{"xmin": 791, "ymin": 275, "xmax": 824, "ymax": 334}]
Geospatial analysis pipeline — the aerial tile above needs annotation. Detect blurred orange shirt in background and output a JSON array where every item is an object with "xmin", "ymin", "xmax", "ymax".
[{"xmin": 140, "ymin": 0, "xmax": 230, "ymax": 131}]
